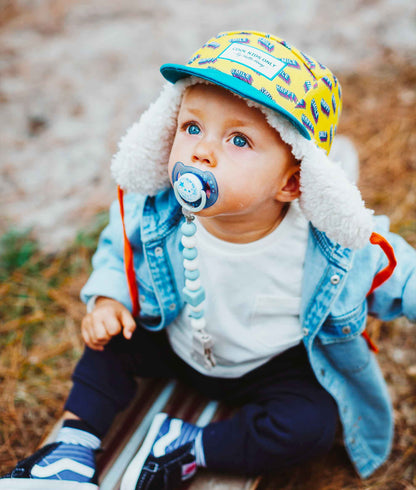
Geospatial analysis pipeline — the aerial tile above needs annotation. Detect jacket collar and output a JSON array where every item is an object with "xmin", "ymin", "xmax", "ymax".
[{"xmin": 310, "ymin": 224, "xmax": 354, "ymax": 271}]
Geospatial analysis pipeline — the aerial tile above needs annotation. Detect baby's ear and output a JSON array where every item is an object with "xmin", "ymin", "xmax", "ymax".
[{"xmin": 276, "ymin": 168, "xmax": 300, "ymax": 202}]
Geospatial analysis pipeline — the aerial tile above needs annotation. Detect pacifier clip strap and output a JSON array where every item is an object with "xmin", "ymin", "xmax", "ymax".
[
  {"xmin": 118, "ymin": 186, "xmax": 140, "ymax": 318},
  {"xmin": 362, "ymin": 231, "xmax": 397, "ymax": 353},
  {"xmin": 181, "ymin": 212, "xmax": 216, "ymax": 369}
]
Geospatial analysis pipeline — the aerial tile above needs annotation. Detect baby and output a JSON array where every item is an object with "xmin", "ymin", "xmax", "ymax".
[{"xmin": 2, "ymin": 30, "xmax": 415, "ymax": 490}]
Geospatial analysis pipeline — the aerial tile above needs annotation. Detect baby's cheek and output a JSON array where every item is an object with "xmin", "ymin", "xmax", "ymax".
[
  {"xmin": 224, "ymin": 189, "xmax": 249, "ymax": 209},
  {"xmin": 167, "ymin": 158, "xmax": 176, "ymax": 184}
]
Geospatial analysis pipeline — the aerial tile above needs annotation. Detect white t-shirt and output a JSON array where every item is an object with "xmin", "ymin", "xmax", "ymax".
[{"xmin": 167, "ymin": 201, "xmax": 309, "ymax": 378}]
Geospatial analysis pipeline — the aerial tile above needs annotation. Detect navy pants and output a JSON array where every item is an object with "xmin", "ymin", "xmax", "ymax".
[{"xmin": 65, "ymin": 326, "xmax": 338, "ymax": 475}]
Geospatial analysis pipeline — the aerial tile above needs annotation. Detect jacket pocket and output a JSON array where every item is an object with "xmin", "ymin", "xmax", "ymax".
[
  {"xmin": 318, "ymin": 301, "xmax": 367, "ymax": 345},
  {"xmin": 250, "ymin": 295, "xmax": 302, "ymax": 348},
  {"xmin": 319, "ymin": 335, "xmax": 371, "ymax": 374}
]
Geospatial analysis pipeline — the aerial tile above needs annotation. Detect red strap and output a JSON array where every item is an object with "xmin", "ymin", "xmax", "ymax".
[
  {"xmin": 362, "ymin": 232, "xmax": 397, "ymax": 353},
  {"xmin": 361, "ymin": 329, "xmax": 379, "ymax": 354},
  {"xmin": 118, "ymin": 186, "xmax": 140, "ymax": 317},
  {"xmin": 367, "ymin": 232, "xmax": 397, "ymax": 297}
]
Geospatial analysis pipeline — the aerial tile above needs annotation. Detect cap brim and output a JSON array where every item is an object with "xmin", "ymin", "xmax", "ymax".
[{"xmin": 160, "ymin": 63, "xmax": 311, "ymax": 141}]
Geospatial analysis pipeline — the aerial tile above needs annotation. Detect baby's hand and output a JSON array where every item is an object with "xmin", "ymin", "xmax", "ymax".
[{"xmin": 81, "ymin": 297, "xmax": 136, "ymax": 351}]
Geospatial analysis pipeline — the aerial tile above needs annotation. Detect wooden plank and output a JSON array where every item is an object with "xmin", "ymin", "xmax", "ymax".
[{"xmin": 99, "ymin": 380, "xmax": 177, "ymax": 489}]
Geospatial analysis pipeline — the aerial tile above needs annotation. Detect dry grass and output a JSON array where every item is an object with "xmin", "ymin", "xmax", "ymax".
[
  {"xmin": 0, "ymin": 59, "xmax": 415, "ymax": 488},
  {"xmin": 0, "ymin": 215, "xmax": 107, "ymax": 471}
]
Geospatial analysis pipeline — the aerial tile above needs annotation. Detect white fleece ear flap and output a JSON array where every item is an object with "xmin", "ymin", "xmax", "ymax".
[
  {"xmin": 298, "ymin": 143, "xmax": 374, "ymax": 249},
  {"xmin": 111, "ymin": 81, "xmax": 187, "ymax": 195},
  {"xmin": 260, "ymin": 108, "xmax": 374, "ymax": 249}
]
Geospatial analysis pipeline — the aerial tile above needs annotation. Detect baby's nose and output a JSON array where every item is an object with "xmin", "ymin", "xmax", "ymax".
[
  {"xmin": 191, "ymin": 154, "xmax": 216, "ymax": 167},
  {"xmin": 191, "ymin": 141, "xmax": 217, "ymax": 167}
]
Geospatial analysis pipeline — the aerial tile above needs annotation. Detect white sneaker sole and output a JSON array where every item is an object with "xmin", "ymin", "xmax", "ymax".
[
  {"xmin": 0, "ymin": 480, "xmax": 98, "ymax": 489},
  {"xmin": 120, "ymin": 412, "xmax": 168, "ymax": 490}
]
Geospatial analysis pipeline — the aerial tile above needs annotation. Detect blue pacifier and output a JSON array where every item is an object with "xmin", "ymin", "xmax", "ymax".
[{"xmin": 172, "ymin": 162, "xmax": 218, "ymax": 212}]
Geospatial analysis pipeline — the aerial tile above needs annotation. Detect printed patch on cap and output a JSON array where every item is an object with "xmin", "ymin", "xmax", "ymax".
[{"xmin": 218, "ymin": 43, "xmax": 286, "ymax": 80}]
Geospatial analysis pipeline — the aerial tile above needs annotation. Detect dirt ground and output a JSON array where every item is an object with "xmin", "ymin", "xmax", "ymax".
[{"xmin": 0, "ymin": 0, "xmax": 415, "ymax": 488}]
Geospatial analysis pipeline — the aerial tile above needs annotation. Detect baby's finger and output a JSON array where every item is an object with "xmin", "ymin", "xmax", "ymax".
[
  {"xmin": 120, "ymin": 309, "xmax": 136, "ymax": 340},
  {"xmin": 91, "ymin": 321, "xmax": 110, "ymax": 345},
  {"xmin": 82, "ymin": 319, "xmax": 103, "ymax": 351},
  {"xmin": 104, "ymin": 316, "xmax": 122, "ymax": 338},
  {"xmin": 81, "ymin": 316, "xmax": 93, "ymax": 344}
]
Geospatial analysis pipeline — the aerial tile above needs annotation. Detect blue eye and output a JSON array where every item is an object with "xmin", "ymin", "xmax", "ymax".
[
  {"xmin": 232, "ymin": 135, "xmax": 248, "ymax": 147},
  {"xmin": 187, "ymin": 124, "xmax": 200, "ymax": 135}
]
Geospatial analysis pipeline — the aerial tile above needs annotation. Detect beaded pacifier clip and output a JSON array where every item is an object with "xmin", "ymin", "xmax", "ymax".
[{"xmin": 173, "ymin": 168, "xmax": 217, "ymax": 369}]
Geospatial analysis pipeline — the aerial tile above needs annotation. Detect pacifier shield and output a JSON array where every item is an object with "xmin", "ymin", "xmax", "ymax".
[
  {"xmin": 172, "ymin": 162, "xmax": 219, "ymax": 209},
  {"xmin": 176, "ymin": 173, "xmax": 204, "ymax": 203}
]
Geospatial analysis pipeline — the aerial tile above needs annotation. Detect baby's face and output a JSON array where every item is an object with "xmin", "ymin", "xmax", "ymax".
[{"xmin": 168, "ymin": 83, "xmax": 298, "ymax": 221}]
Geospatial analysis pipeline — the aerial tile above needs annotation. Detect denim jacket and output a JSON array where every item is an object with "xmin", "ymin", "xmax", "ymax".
[{"xmin": 81, "ymin": 188, "xmax": 416, "ymax": 478}]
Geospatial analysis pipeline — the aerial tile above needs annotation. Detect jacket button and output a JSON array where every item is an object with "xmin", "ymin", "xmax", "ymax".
[
  {"xmin": 155, "ymin": 247, "xmax": 163, "ymax": 256},
  {"xmin": 342, "ymin": 326, "xmax": 351, "ymax": 334},
  {"xmin": 330, "ymin": 274, "xmax": 340, "ymax": 285},
  {"xmin": 169, "ymin": 303, "xmax": 176, "ymax": 311},
  {"xmin": 303, "ymin": 328, "xmax": 309, "ymax": 336}
]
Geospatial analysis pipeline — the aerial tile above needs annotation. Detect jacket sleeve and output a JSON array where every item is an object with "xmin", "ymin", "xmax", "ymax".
[
  {"xmin": 367, "ymin": 226, "xmax": 416, "ymax": 322},
  {"xmin": 80, "ymin": 194, "xmax": 145, "ymax": 313}
]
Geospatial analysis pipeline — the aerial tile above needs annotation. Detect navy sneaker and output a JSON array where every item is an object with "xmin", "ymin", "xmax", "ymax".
[
  {"xmin": 120, "ymin": 413, "xmax": 201, "ymax": 490},
  {"xmin": 0, "ymin": 442, "xmax": 98, "ymax": 489}
]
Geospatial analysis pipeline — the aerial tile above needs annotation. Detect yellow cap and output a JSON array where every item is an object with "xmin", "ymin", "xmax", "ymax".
[{"xmin": 161, "ymin": 30, "xmax": 342, "ymax": 154}]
